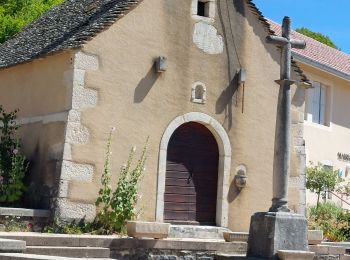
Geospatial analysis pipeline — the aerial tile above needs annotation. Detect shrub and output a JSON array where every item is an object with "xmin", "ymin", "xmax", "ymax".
[
  {"xmin": 306, "ymin": 162, "xmax": 342, "ymax": 206},
  {"xmin": 308, "ymin": 202, "xmax": 350, "ymax": 241},
  {"xmin": 95, "ymin": 128, "xmax": 148, "ymax": 234},
  {"xmin": 0, "ymin": 106, "xmax": 28, "ymax": 206},
  {"xmin": 44, "ymin": 218, "xmax": 94, "ymax": 234}
]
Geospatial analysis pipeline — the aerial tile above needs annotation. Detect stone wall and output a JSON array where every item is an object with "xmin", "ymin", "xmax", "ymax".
[
  {"xmin": 0, "ymin": 52, "xmax": 72, "ymax": 209},
  {"xmin": 54, "ymin": 51, "xmax": 99, "ymax": 221}
]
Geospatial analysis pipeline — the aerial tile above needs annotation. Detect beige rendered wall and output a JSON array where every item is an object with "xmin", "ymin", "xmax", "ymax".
[
  {"xmin": 299, "ymin": 62, "xmax": 350, "ymax": 210},
  {"xmin": 61, "ymin": 0, "xmax": 306, "ymax": 231},
  {"xmin": 0, "ymin": 52, "xmax": 72, "ymax": 208}
]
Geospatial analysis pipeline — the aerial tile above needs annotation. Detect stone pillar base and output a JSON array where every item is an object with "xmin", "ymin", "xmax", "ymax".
[{"xmin": 247, "ymin": 212, "xmax": 308, "ymax": 259}]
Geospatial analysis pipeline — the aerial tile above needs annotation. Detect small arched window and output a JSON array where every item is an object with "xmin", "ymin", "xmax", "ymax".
[{"xmin": 191, "ymin": 82, "xmax": 207, "ymax": 104}]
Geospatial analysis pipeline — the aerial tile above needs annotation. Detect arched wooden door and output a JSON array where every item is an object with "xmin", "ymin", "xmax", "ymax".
[{"xmin": 164, "ymin": 122, "xmax": 219, "ymax": 225}]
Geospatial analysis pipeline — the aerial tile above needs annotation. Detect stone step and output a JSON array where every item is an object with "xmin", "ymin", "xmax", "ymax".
[
  {"xmin": 223, "ymin": 232, "xmax": 249, "ymax": 242},
  {"xmin": 0, "ymin": 238, "xmax": 26, "ymax": 253},
  {"xmin": 215, "ymin": 255, "xmax": 259, "ymax": 260},
  {"xmin": 169, "ymin": 225, "xmax": 230, "ymax": 240},
  {"xmin": 110, "ymin": 238, "xmax": 247, "ymax": 258},
  {"xmin": 25, "ymin": 246, "xmax": 110, "ymax": 258},
  {"xmin": 0, "ymin": 233, "xmax": 119, "ymax": 248},
  {"xmin": 309, "ymin": 244, "xmax": 347, "ymax": 255},
  {"xmin": 0, "ymin": 253, "xmax": 113, "ymax": 260}
]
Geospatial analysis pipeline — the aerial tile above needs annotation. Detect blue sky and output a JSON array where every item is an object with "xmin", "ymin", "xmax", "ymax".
[{"xmin": 253, "ymin": 0, "xmax": 350, "ymax": 54}]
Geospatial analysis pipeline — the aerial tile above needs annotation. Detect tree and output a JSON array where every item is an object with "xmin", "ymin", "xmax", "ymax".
[
  {"xmin": 296, "ymin": 27, "xmax": 340, "ymax": 50},
  {"xmin": 306, "ymin": 162, "xmax": 342, "ymax": 207},
  {"xmin": 0, "ymin": 0, "xmax": 64, "ymax": 44}
]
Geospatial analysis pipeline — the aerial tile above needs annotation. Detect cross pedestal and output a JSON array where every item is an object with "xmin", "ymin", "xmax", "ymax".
[
  {"xmin": 247, "ymin": 17, "xmax": 308, "ymax": 259},
  {"xmin": 247, "ymin": 212, "xmax": 308, "ymax": 259}
]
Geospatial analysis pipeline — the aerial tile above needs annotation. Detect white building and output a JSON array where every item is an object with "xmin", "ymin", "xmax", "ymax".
[{"xmin": 269, "ymin": 20, "xmax": 350, "ymax": 210}]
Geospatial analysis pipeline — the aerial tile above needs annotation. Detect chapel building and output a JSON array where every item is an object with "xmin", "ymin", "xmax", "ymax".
[{"xmin": 0, "ymin": 0, "xmax": 308, "ymax": 231}]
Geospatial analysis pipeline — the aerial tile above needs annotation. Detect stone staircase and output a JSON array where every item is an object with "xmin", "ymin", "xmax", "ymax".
[
  {"xmin": 0, "ymin": 233, "xmax": 115, "ymax": 259},
  {"xmin": 0, "ymin": 230, "xmax": 248, "ymax": 259}
]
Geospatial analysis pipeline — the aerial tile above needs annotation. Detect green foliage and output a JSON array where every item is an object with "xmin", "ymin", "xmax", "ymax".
[
  {"xmin": 306, "ymin": 162, "xmax": 341, "ymax": 206},
  {"xmin": 0, "ymin": 0, "xmax": 64, "ymax": 43},
  {"xmin": 0, "ymin": 215, "xmax": 33, "ymax": 232},
  {"xmin": 296, "ymin": 27, "xmax": 340, "ymax": 50},
  {"xmin": 0, "ymin": 106, "xmax": 28, "ymax": 205},
  {"xmin": 337, "ymin": 181, "xmax": 350, "ymax": 196},
  {"xmin": 42, "ymin": 129, "xmax": 148, "ymax": 235},
  {"xmin": 95, "ymin": 129, "xmax": 113, "ymax": 211},
  {"xmin": 308, "ymin": 202, "xmax": 350, "ymax": 242},
  {"xmin": 44, "ymin": 218, "xmax": 95, "ymax": 234},
  {"xmin": 95, "ymin": 129, "xmax": 148, "ymax": 234}
]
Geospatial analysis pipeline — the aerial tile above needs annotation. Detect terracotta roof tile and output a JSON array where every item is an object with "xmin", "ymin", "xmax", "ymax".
[{"xmin": 268, "ymin": 19, "xmax": 350, "ymax": 78}]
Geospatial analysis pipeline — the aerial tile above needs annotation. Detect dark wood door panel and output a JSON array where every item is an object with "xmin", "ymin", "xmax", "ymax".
[
  {"xmin": 164, "ymin": 211, "xmax": 196, "ymax": 221},
  {"xmin": 165, "ymin": 178, "xmax": 195, "ymax": 187},
  {"xmin": 166, "ymin": 163, "xmax": 191, "ymax": 172},
  {"xmin": 164, "ymin": 186, "xmax": 196, "ymax": 194},
  {"xmin": 164, "ymin": 202, "xmax": 196, "ymax": 211},
  {"xmin": 164, "ymin": 122, "xmax": 219, "ymax": 225},
  {"xmin": 164, "ymin": 194, "xmax": 197, "ymax": 203},
  {"xmin": 165, "ymin": 171, "xmax": 192, "ymax": 180}
]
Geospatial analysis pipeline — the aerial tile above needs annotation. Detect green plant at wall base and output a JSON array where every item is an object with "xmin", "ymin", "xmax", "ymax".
[
  {"xmin": 306, "ymin": 162, "xmax": 341, "ymax": 207},
  {"xmin": 308, "ymin": 202, "xmax": 350, "ymax": 242},
  {"xmin": 44, "ymin": 218, "xmax": 95, "ymax": 234},
  {"xmin": 95, "ymin": 128, "xmax": 114, "ymax": 213},
  {"xmin": 95, "ymin": 128, "xmax": 148, "ymax": 234},
  {"xmin": 0, "ymin": 215, "xmax": 33, "ymax": 232},
  {"xmin": 0, "ymin": 106, "xmax": 28, "ymax": 205}
]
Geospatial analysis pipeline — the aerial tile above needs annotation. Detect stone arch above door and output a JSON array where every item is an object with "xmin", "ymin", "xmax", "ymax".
[{"xmin": 156, "ymin": 112, "xmax": 231, "ymax": 227}]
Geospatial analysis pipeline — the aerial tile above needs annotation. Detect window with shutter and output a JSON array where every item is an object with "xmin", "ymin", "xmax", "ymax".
[
  {"xmin": 309, "ymin": 82, "xmax": 328, "ymax": 126},
  {"xmin": 312, "ymin": 83, "xmax": 321, "ymax": 124},
  {"xmin": 320, "ymin": 85, "xmax": 326, "ymax": 125}
]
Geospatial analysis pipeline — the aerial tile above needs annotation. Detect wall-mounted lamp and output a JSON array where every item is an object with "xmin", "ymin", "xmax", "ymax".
[
  {"xmin": 234, "ymin": 165, "xmax": 247, "ymax": 190},
  {"xmin": 238, "ymin": 68, "xmax": 246, "ymax": 85},
  {"xmin": 155, "ymin": 56, "xmax": 167, "ymax": 73}
]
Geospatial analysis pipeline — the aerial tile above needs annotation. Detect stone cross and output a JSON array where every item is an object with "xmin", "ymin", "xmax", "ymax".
[{"xmin": 266, "ymin": 17, "xmax": 306, "ymax": 212}]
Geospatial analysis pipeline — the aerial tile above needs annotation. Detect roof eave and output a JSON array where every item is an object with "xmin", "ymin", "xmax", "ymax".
[{"xmin": 292, "ymin": 52, "xmax": 350, "ymax": 82}]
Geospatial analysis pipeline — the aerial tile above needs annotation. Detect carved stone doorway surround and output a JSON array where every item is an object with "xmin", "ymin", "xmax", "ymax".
[{"xmin": 156, "ymin": 112, "xmax": 231, "ymax": 227}]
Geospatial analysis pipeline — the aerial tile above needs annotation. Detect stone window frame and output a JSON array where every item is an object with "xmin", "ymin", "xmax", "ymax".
[
  {"xmin": 156, "ymin": 112, "xmax": 231, "ymax": 227},
  {"xmin": 191, "ymin": 82, "xmax": 207, "ymax": 104},
  {"xmin": 191, "ymin": 0, "xmax": 216, "ymax": 23}
]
